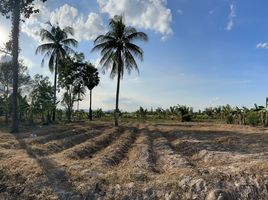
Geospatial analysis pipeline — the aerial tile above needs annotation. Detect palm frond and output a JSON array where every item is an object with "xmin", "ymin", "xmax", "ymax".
[
  {"xmin": 126, "ymin": 31, "xmax": 148, "ymax": 42},
  {"xmin": 40, "ymin": 29, "xmax": 55, "ymax": 42},
  {"xmin": 125, "ymin": 43, "xmax": 144, "ymax": 61},
  {"xmin": 35, "ymin": 43, "xmax": 55, "ymax": 55},
  {"xmin": 63, "ymin": 26, "xmax": 75, "ymax": 36},
  {"xmin": 61, "ymin": 38, "xmax": 78, "ymax": 47},
  {"xmin": 124, "ymin": 49, "xmax": 139, "ymax": 75},
  {"xmin": 48, "ymin": 52, "xmax": 56, "ymax": 73},
  {"xmin": 41, "ymin": 50, "xmax": 53, "ymax": 67}
]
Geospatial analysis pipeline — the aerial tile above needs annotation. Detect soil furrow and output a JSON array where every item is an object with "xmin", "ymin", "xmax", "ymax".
[
  {"xmin": 30, "ymin": 129, "xmax": 104, "ymax": 156},
  {"xmin": 152, "ymin": 131, "xmax": 191, "ymax": 172},
  {"xmin": 127, "ymin": 129, "xmax": 156, "ymax": 171},
  {"xmin": 99, "ymin": 128, "xmax": 137, "ymax": 166},
  {"xmin": 26, "ymin": 127, "xmax": 88, "ymax": 145},
  {"xmin": 63, "ymin": 127, "xmax": 123, "ymax": 159}
]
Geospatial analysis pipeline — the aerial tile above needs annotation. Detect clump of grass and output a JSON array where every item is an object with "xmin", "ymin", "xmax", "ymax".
[{"xmin": 130, "ymin": 172, "xmax": 149, "ymax": 182}]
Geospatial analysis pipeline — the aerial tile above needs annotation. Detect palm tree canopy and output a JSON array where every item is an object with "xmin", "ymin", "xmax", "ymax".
[
  {"xmin": 92, "ymin": 15, "xmax": 148, "ymax": 79},
  {"xmin": 82, "ymin": 62, "xmax": 100, "ymax": 91},
  {"xmin": 36, "ymin": 22, "xmax": 78, "ymax": 72}
]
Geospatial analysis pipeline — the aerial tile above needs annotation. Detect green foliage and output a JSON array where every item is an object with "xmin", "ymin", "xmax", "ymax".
[
  {"xmin": 59, "ymin": 54, "xmax": 88, "ymax": 122},
  {"xmin": 36, "ymin": 22, "xmax": 78, "ymax": 72},
  {"xmin": 246, "ymin": 111, "xmax": 260, "ymax": 126},
  {"xmin": 30, "ymin": 74, "xmax": 54, "ymax": 124},
  {"xmin": 176, "ymin": 105, "xmax": 193, "ymax": 122},
  {"xmin": 92, "ymin": 15, "xmax": 148, "ymax": 126},
  {"xmin": 226, "ymin": 114, "xmax": 235, "ymax": 124},
  {"xmin": 0, "ymin": 0, "xmax": 47, "ymax": 19},
  {"xmin": 93, "ymin": 109, "xmax": 105, "ymax": 119},
  {"xmin": 136, "ymin": 106, "xmax": 148, "ymax": 119}
]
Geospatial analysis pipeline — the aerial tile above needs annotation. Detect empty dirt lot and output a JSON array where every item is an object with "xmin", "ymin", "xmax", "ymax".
[{"xmin": 0, "ymin": 121, "xmax": 267, "ymax": 199}]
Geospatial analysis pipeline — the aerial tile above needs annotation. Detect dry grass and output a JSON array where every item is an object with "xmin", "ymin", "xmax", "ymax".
[{"xmin": 0, "ymin": 121, "xmax": 267, "ymax": 199}]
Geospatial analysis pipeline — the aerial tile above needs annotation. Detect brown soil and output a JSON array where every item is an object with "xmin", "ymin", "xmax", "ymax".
[{"xmin": 0, "ymin": 121, "xmax": 267, "ymax": 199}]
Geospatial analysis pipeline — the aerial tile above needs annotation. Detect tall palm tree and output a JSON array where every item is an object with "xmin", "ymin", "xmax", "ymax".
[
  {"xmin": 81, "ymin": 63, "xmax": 100, "ymax": 121},
  {"xmin": 36, "ymin": 22, "xmax": 78, "ymax": 121},
  {"xmin": 92, "ymin": 15, "xmax": 148, "ymax": 126}
]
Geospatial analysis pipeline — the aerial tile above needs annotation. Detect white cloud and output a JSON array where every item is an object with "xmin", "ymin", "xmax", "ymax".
[
  {"xmin": 0, "ymin": 24, "xmax": 10, "ymax": 46},
  {"xmin": 256, "ymin": 42, "xmax": 268, "ymax": 49},
  {"xmin": 226, "ymin": 3, "xmax": 236, "ymax": 31},
  {"xmin": 97, "ymin": 0, "xmax": 173, "ymax": 40},
  {"xmin": 21, "ymin": 3, "xmax": 105, "ymax": 43}
]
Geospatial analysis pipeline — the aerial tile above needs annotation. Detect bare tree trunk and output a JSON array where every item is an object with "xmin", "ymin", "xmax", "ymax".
[
  {"xmin": 89, "ymin": 89, "xmax": 92, "ymax": 121},
  {"xmin": 52, "ymin": 60, "xmax": 58, "ymax": 121},
  {"xmin": 11, "ymin": 0, "xmax": 20, "ymax": 133},
  {"xmin": 115, "ymin": 72, "xmax": 121, "ymax": 127},
  {"xmin": 5, "ymin": 84, "xmax": 9, "ymax": 124}
]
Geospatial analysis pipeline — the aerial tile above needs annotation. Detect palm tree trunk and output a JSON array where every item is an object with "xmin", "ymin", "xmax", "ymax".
[
  {"xmin": 52, "ymin": 60, "xmax": 58, "ymax": 121},
  {"xmin": 11, "ymin": 0, "xmax": 20, "ymax": 133},
  {"xmin": 89, "ymin": 89, "xmax": 92, "ymax": 121},
  {"xmin": 115, "ymin": 73, "xmax": 121, "ymax": 127}
]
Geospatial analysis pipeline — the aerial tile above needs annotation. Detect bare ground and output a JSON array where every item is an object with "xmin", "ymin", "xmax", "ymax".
[{"xmin": 0, "ymin": 121, "xmax": 267, "ymax": 200}]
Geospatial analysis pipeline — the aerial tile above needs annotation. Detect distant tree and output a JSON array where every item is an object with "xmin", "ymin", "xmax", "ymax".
[
  {"xmin": 81, "ymin": 62, "xmax": 100, "ymax": 121},
  {"xmin": 0, "ymin": 60, "xmax": 31, "ymax": 123},
  {"xmin": 92, "ymin": 15, "xmax": 148, "ymax": 126},
  {"xmin": 30, "ymin": 74, "xmax": 54, "ymax": 124},
  {"xmin": 176, "ymin": 105, "xmax": 193, "ymax": 122},
  {"xmin": 59, "ymin": 54, "xmax": 85, "ymax": 122},
  {"xmin": 36, "ymin": 22, "xmax": 78, "ymax": 121},
  {"xmin": 136, "ymin": 106, "xmax": 148, "ymax": 119},
  {"xmin": 0, "ymin": 0, "xmax": 47, "ymax": 132}
]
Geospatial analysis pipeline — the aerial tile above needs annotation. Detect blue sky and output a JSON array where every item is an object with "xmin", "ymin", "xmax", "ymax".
[{"xmin": 1, "ymin": 0, "xmax": 268, "ymax": 111}]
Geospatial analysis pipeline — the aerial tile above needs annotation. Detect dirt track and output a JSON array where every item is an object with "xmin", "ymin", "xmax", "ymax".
[{"xmin": 0, "ymin": 121, "xmax": 267, "ymax": 199}]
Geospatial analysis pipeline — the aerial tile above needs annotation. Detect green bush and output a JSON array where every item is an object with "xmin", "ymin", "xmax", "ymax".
[
  {"xmin": 226, "ymin": 115, "xmax": 234, "ymax": 124},
  {"xmin": 246, "ymin": 112, "xmax": 259, "ymax": 126}
]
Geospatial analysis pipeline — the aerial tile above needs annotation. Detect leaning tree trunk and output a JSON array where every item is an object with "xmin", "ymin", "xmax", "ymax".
[
  {"xmin": 11, "ymin": 0, "xmax": 21, "ymax": 133},
  {"xmin": 89, "ymin": 89, "xmax": 93, "ymax": 121},
  {"xmin": 115, "ymin": 72, "xmax": 121, "ymax": 127},
  {"xmin": 52, "ymin": 60, "xmax": 58, "ymax": 121}
]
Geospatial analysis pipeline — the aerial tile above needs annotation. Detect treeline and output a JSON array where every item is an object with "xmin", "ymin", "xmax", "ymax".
[
  {"xmin": 0, "ymin": 54, "xmax": 99, "ymax": 124},
  {"xmin": 0, "ymin": 0, "xmax": 147, "ymax": 132},
  {"xmin": 133, "ymin": 104, "xmax": 268, "ymax": 126}
]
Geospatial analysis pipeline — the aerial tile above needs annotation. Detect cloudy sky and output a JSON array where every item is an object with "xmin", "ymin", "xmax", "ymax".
[{"xmin": 1, "ymin": 0, "xmax": 268, "ymax": 111}]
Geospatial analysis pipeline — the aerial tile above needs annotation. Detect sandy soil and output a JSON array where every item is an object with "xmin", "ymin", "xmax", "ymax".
[{"xmin": 0, "ymin": 121, "xmax": 267, "ymax": 199}]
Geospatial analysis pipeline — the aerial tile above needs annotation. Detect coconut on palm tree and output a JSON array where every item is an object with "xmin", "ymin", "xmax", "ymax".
[
  {"xmin": 92, "ymin": 15, "xmax": 148, "ymax": 126},
  {"xmin": 36, "ymin": 22, "xmax": 78, "ymax": 121}
]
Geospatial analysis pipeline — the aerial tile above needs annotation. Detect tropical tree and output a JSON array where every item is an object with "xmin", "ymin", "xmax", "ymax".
[
  {"xmin": 92, "ymin": 15, "xmax": 148, "ymax": 126},
  {"xmin": 59, "ymin": 54, "xmax": 85, "ymax": 122},
  {"xmin": 81, "ymin": 62, "xmax": 100, "ymax": 121},
  {"xmin": 30, "ymin": 74, "xmax": 54, "ymax": 124},
  {"xmin": 36, "ymin": 22, "xmax": 78, "ymax": 121},
  {"xmin": 0, "ymin": 59, "xmax": 31, "ymax": 123},
  {"xmin": 0, "ymin": 0, "xmax": 47, "ymax": 132}
]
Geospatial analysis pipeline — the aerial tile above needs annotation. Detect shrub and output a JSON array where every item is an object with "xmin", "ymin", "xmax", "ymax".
[
  {"xmin": 226, "ymin": 115, "xmax": 234, "ymax": 124},
  {"xmin": 246, "ymin": 112, "xmax": 259, "ymax": 126}
]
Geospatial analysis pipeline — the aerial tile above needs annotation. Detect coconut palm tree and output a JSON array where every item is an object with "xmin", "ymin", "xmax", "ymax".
[
  {"xmin": 36, "ymin": 22, "xmax": 78, "ymax": 121},
  {"xmin": 92, "ymin": 15, "xmax": 148, "ymax": 126}
]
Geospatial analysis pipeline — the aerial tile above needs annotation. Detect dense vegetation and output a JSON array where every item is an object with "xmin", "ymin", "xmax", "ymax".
[{"xmin": 0, "ymin": 2, "xmax": 148, "ymax": 131}]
